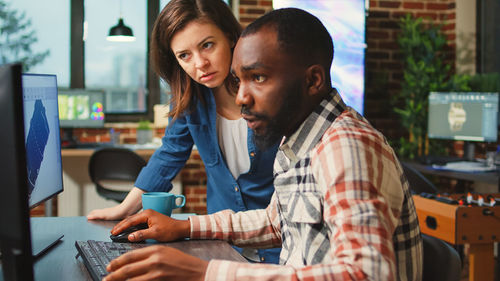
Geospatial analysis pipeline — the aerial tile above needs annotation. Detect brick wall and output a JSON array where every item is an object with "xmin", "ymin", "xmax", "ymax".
[{"xmin": 239, "ymin": 0, "xmax": 273, "ymax": 26}]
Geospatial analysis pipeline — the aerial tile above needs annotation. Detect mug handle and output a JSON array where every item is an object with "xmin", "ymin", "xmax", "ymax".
[{"xmin": 174, "ymin": 195, "xmax": 186, "ymax": 208}]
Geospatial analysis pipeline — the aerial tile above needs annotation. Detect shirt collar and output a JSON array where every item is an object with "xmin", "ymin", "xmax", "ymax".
[{"xmin": 279, "ymin": 89, "xmax": 347, "ymax": 164}]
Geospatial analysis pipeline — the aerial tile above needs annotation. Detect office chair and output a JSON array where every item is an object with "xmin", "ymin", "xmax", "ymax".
[
  {"xmin": 401, "ymin": 162, "xmax": 439, "ymax": 194},
  {"xmin": 422, "ymin": 234, "xmax": 462, "ymax": 281},
  {"xmin": 88, "ymin": 147, "xmax": 147, "ymax": 203}
]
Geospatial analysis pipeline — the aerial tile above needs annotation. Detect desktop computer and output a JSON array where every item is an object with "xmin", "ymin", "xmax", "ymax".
[
  {"xmin": 58, "ymin": 88, "xmax": 106, "ymax": 148},
  {"xmin": 426, "ymin": 92, "xmax": 499, "ymax": 169},
  {"xmin": 0, "ymin": 63, "xmax": 64, "ymax": 281},
  {"xmin": 428, "ymin": 92, "xmax": 498, "ymax": 143}
]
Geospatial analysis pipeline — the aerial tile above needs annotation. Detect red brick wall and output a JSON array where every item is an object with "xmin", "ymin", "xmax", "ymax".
[{"xmin": 239, "ymin": 0, "xmax": 273, "ymax": 26}]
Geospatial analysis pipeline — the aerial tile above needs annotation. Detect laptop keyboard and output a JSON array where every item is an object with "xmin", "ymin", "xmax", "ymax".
[{"xmin": 75, "ymin": 240, "xmax": 150, "ymax": 281}]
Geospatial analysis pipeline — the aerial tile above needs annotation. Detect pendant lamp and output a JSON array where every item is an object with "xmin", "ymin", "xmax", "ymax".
[{"xmin": 107, "ymin": 0, "xmax": 136, "ymax": 42}]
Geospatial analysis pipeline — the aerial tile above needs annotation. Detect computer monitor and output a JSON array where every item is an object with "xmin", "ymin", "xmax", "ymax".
[
  {"xmin": 0, "ymin": 64, "xmax": 64, "ymax": 281},
  {"xmin": 428, "ymin": 92, "xmax": 499, "ymax": 159},
  {"xmin": 23, "ymin": 74, "xmax": 65, "ymax": 208},
  {"xmin": 58, "ymin": 89, "xmax": 106, "ymax": 128}
]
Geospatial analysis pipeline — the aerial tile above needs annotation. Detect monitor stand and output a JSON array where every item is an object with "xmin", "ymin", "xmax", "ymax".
[
  {"xmin": 30, "ymin": 218, "xmax": 64, "ymax": 258},
  {"xmin": 463, "ymin": 141, "xmax": 476, "ymax": 161}
]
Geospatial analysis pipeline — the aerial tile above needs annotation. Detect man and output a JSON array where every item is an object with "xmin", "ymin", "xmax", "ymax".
[{"xmin": 104, "ymin": 8, "xmax": 422, "ymax": 281}]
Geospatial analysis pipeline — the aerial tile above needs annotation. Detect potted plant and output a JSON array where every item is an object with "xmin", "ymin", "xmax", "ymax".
[
  {"xmin": 136, "ymin": 120, "xmax": 153, "ymax": 144},
  {"xmin": 393, "ymin": 14, "xmax": 470, "ymax": 160}
]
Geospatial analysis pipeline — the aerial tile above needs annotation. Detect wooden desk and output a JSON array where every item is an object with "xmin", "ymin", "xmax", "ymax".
[
  {"xmin": 1, "ymin": 216, "xmax": 246, "ymax": 281},
  {"xmin": 61, "ymin": 148, "xmax": 156, "ymax": 159},
  {"xmin": 59, "ymin": 148, "xmax": 181, "ymax": 217}
]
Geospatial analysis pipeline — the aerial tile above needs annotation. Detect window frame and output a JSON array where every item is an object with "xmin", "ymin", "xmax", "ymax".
[{"xmin": 70, "ymin": 0, "xmax": 160, "ymax": 122}]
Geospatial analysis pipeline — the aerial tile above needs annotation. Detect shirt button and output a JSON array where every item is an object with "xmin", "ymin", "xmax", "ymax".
[
  {"xmin": 250, "ymin": 152, "xmax": 256, "ymax": 157},
  {"xmin": 260, "ymin": 257, "xmax": 265, "ymax": 262},
  {"xmin": 234, "ymin": 186, "xmax": 239, "ymax": 192}
]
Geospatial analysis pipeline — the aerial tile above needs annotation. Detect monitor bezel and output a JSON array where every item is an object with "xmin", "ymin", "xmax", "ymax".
[{"xmin": 0, "ymin": 63, "xmax": 35, "ymax": 281}]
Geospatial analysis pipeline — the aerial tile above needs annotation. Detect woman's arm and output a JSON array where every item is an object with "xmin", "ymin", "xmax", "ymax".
[{"xmin": 87, "ymin": 187, "xmax": 145, "ymax": 220}]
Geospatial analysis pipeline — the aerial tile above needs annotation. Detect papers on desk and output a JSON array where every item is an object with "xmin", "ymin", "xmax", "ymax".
[{"xmin": 432, "ymin": 161, "xmax": 498, "ymax": 173}]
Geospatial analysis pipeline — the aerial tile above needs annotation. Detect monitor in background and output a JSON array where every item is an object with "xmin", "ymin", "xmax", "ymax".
[
  {"xmin": 57, "ymin": 89, "xmax": 105, "ymax": 147},
  {"xmin": 58, "ymin": 89, "xmax": 105, "ymax": 128},
  {"xmin": 428, "ymin": 92, "xmax": 499, "ymax": 160},
  {"xmin": 0, "ymin": 64, "xmax": 65, "ymax": 281}
]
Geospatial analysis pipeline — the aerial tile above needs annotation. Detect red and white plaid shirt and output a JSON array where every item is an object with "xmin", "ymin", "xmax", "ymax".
[{"xmin": 190, "ymin": 90, "xmax": 423, "ymax": 281}]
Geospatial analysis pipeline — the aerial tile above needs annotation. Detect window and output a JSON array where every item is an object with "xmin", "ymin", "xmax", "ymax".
[
  {"xmin": 84, "ymin": 0, "xmax": 147, "ymax": 113},
  {"xmin": 3, "ymin": 0, "xmax": 70, "ymax": 87}
]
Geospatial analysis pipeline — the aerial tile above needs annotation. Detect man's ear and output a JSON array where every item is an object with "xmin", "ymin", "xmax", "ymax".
[{"xmin": 305, "ymin": 64, "xmax": 325, "ymax": 96}]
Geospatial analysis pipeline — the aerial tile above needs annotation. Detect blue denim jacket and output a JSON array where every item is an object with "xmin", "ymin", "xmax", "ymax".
[{"xmin": 135, "ymin": 86, "xmax": 280, "ymax": 263}]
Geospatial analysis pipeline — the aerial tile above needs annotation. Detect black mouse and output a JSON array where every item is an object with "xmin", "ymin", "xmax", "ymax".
[{"xmin": 110, "ymin": 223, "xmax": 149, "ymax": 243}]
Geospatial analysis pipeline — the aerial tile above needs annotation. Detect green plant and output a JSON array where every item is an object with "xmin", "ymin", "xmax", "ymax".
[
  {"xmin": 393, "ymin": 14, "xmax": 470, "ymax": 159},
  {"xmin": 468, "ymin": 72, "xmax": 500, "ymax": 92},
  {"xmin": 0, "ymin": 1, "xmax": 49, "ymax": 71},
  {"xmin": 137, "ymin": 120, "xmax": 152, "ymax": 130}
]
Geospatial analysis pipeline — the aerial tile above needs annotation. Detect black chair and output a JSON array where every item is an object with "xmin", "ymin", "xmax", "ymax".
[
  {"xmin": 422, "ymin": 234, "xmax": 462, "ymax": 281},
  {"xmin": 401, "ymin": 162, "xmax": 439, "ymax": 194},
  {"xmin": 88, "ymin": 147, "xmax": 147, "ymax": 203}
]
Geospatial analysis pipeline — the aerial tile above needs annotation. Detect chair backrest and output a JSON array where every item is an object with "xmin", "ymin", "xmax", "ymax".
[
  {"xmin": 401, "ymin": 162, "xmax": 439, "ymax": 194},
  {"xmin": 422, "ymin": 234, "xmax": 462, "ymax": 281},
  {"xmin": 88, "ymin": 147, "xmax": 147, "ymax": 203}
]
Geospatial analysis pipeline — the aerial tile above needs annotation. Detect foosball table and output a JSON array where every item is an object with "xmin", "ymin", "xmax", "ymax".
[{"xmin": 413, "ymin": 193, "xmax": 500, "ymax": 281}]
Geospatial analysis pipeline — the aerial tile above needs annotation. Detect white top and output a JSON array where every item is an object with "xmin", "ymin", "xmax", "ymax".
[{"xmin": 216, "ymin": 113, "xmax": 250, "ymax": 179}]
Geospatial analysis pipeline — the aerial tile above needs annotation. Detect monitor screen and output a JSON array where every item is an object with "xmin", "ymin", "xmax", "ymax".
[
  {"xmin": 273, "ymin": 0, "xmax": 366, "ymax": 114},
  {"xmin": 22, "ymin": 74, "xmax": 64, "ymax": 208},
  {"xmin": 428, "ymin": 92, "xmax": 499, "ymax": 142},
  {"xmin": 58, "ymin": 89, "xmax": 105, "ymax": 128}
]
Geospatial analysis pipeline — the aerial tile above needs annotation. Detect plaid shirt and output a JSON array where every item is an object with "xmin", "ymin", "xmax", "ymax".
[{"xmin": 190, "ymin": 90, "xmax": 423, "ymax": 281}]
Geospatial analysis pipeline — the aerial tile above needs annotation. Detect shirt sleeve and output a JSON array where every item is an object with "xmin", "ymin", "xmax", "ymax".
[
  {"xmin": 189, "ymin": 192, "xmax": 282, "ymax": 248},
  {"xmin": 135, "ymin": 114, "xmax": 194, "ymax": 192}
]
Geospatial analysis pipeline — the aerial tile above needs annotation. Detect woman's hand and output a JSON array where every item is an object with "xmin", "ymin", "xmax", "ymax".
[
  {"xmin": 103, "ymin": 245, "xmax": 208, "ymax": 281},
  {"xmin": 87, "ymin": 205, "xmax": 130, "ymax": 220},
  {"xmin": 110, "ymin": 209, "xmax": 191, "ymax": 242},
  {"xmin": 87, "ymin": 187, "xmax": 145, "ymax": 220}
]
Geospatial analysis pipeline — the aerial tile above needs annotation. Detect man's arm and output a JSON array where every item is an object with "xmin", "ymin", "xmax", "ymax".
[{"xmin": 190, "ymin": 192, "xmax": 282, "ymax": 248}]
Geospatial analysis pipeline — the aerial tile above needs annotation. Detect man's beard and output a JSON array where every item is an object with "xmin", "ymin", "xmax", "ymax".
[{"xmin": 242, "ymin": 82, "xmax": 302, "ymax": 151}]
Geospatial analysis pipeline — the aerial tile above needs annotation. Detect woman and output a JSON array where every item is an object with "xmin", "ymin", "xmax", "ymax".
[{"xmin": 87, "ymin": 0, "xmax": 280, "ymax": 264}]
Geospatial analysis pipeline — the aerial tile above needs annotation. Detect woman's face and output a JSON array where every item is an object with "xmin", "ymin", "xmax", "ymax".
[{"xmin": 170, "ymin": 20, "xmax": 233, "ymax": 89}]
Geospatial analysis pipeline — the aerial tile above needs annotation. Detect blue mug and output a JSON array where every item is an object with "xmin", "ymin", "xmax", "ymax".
[{"xmin": 142, "ymin": 192, "xmax": 186, "ymax": 216}]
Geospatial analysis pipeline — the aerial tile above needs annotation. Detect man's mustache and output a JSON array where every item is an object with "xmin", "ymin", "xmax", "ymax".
[{"xmin": 241, "ymin": 106, "xmax": 268, "ymax": 120}]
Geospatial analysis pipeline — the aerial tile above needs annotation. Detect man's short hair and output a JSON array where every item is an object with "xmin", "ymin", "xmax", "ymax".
[{"xmin": 241, "ymin": 8, "xmax": 334, "ymax": 70}]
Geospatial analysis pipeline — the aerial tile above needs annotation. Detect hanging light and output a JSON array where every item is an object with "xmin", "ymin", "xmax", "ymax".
[{"xmin": 107, "ymin": 0, "xmax": 136, "ymax": 42}]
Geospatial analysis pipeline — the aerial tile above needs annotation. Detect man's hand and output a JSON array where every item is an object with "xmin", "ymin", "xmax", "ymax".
[
  {"xmin": 111, "ymin": 209, "xmax": 191, "ymax": 242},
  {"xmin": 103, "ymin": 245, "xmax": 208, "ymax": 281}
]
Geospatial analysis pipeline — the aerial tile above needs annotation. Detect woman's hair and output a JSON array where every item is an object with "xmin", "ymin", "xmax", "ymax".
[{"xmin": 150, "ymin": 0, "xmax": 242, "ymax": 120}]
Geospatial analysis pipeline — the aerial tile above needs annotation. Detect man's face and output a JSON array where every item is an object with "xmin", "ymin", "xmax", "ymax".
[{"xmin": 231, "ymin": 28, "xmax": 305, "ymax": 150}]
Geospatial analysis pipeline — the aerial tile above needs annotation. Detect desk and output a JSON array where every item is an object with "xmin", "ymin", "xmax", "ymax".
[
  {"xmin": 1, "ymin": 216, "xmax": 246, "ymax": 281},
  {"xmin": 403, "ymin": 161, "xmax": 499, "ymax": 192},
  {"xmin": 59, "ymin": 148, "xmax": 182, "ymax": 216}
]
